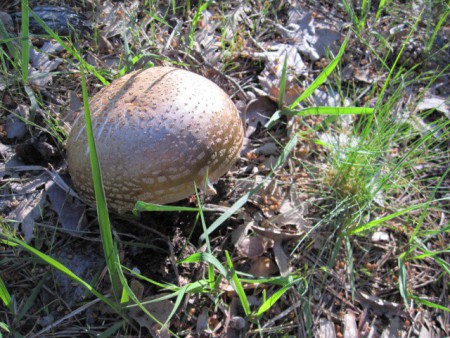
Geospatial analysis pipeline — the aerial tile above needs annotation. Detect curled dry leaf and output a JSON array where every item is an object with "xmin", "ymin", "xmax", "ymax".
[
  {"xmin": 253, "ymin": 142, "xmax": 279, "ymax": 157},
  {"xmin": 251, "ymin": 223, "xmax": 303, "ymax": 276},
  {"xmin": 244, "ymin": 96, "xmax": 277, "ymax": 138},
  {"xmin": 236, "ymin": 236, "xmax": 269, "ymax": 259},
  {"xmin": 269, "ymin": 190, "xmax": 310, "ymax": 231},
  {"xmin": 248, "ymin": 256, "xmax": 278, "ymax": 277},
  {"xmin": 416, "ymin": 92, "xmax": 449, "ymax": 118}
]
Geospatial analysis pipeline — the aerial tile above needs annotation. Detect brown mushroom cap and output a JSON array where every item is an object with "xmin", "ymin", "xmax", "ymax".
[{"xmin": 66, "ymin": 67, "xmax": 244, "ymax": 212}]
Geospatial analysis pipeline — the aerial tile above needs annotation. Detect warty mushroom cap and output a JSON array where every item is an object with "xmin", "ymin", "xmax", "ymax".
[{"xmin": 66, "ymin": 67, "xmax": 244, "ymax": 213}]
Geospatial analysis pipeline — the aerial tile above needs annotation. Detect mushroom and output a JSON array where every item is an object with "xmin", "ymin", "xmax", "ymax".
[{"xmin": 66, "ymin": 67, "xmax": 244, "ymax": 212}]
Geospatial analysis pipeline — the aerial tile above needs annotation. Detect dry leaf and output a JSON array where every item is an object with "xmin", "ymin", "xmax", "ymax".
[
  {"xmin": 46, "ymin": 180, "xmax": 86, "ymax": 231},
  {"xmin": 417, "ymin": 93, "xmax": 449, "ymax": 118},
  {"xmin": 275, "ymin": 6, "xmax": 340, "ymax": 61},
  {"xmin": 256, "ymin": 43, "xmax": 305, "ymax": 105},
  {"xmin": 343, "ymin": 311, "xmax": 358, "ymax": 338},
  {"xmin": 196, "ymin": 309, "xmax": 208, "ymax": 335},
  {"xmin": 8, "ymin": 189, "xmax": 46, "ymax": 242},
  {"xmin": 319, "ymin": 318, "xmax": 336, "ymax": 338},
  {"xmin": 236, "ymin": 236, "xmax": 268, "ymax": 258},
  {"xmin": 5, "ymin": 115, "xmax": 27, "ymax": 139},
  {"xmin": 244, "ymin": 97, "xmax": 277, "ymax": 137},
  {"xmin": 253, "ymin": 142, "xmax": 279, "ymax": 156},
  {"xmin": 248, "ymin": 257, "xmax": 278, "ymax": 277},
  {"xmin": 129, "ymin": 297, "xmax": 173, "ymax": 336},
  {"xmin": 252, "ymin": 223, "xmax": 303, "ymax": 276}
]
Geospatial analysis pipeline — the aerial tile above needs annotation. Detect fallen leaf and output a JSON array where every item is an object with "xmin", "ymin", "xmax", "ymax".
[
  {"xmin": 194, "ymin": 10, "xmax": 221, "ymax": 66},
  {"xmin": 251, "ymin": 223, "xmax": 303, "ymax": 276},
  {"xmin": 381, "ymin": 316, "xmax": 400, "ymax": 338},
  {"xmin": 196, "ymin": 309, "xmax": 208, "ymax": 335},
  {"xmin": 343, "ymin": 311, "xmax": 358, "ymax": 338},
  {"xmin": 96, "ymin": 0, "xmax": 140, "ymax": 39},
  {"xmin": 8, "ymin": 189, "xmax": 46, "ymax": 242},
  {"xmin": 319, "ymin": 318, "xmax": 336, "ymax": 338},
  {"xmin": 248, "ymin": 256, "xmax": 278, "ymax": 277},
  {"xmin": 5, "ymin": 115, "xmax": 27, "ymax": 139},
  {"xmin": 127, "ymin": 285, "xmax": 174, "ymax": 336},
  {"xmin": 256, "ymin": 43, "xmax": 305, "ymax": 105},
  {"xmin": 237, "ymin": 236, "xmax": 268, "ymax": 258},
  {"xmin": 46, "ymin": 180, "xmax": 87, "ymax": 232},
  {"xmin": 416, "ymin": 93, "xmax": 449, "ymax": 118},
  {"xmin": 275, "ymin": 6, "xmax": 340, "ymax": 61},
  {"xmin": 253, "ymin": 142, "xmax": 279, "ymax": 156},
  {"xmin": 28, "ymin": 42, "xmax": 64, "ymax": 88},
  {"xmin": 12, "ymin": 5, "xmax": 92, "ymax": 36},
  {"xmin": 0, "ymin": 12, "xmax": 13, "ymax": 30},
  {"xmin": 244, "ymin": 97, "xmax": 277, "ymax": 137},
  {"xmin": 269, "ymin": 190, "xmax": 310, "ymax": 230}
]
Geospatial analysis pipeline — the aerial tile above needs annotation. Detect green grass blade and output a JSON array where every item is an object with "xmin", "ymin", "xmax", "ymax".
[
  {"xmin": 199, "ymin": 135, "xmax": 297, "ymax": 243},
  {"xmin": 290, "ymin": 107, "xmax": 374, "ymax": 116},
  {"xmin": 163, "ymin": 284, "xmax": 188, "ymax": 327},
  {"xmin": 97, "ymin": 321, "xmax": 125, "ymax": 338},
  {"xmin": 16, "ymin": 276, "xmax": 47, "ymax": 321},
  {"xmin": 80, "ymin": 68, "xmax": 121, "ymax": 301},
  {"xmin": 412, "ymin": 296, "xmax": 450, "ymax": 313},
  {"xmin": 181, "ymin": 252, "xmax": 228, "ymax": 278},
  {"xmin": 398, "ymin": 255, "xmax": 409, "ymax": 306},
  {"xmin": 289, "ymin": 36, "xmax": 348, "ymax": 109},
  {"xmin": 254, "ymin": 278, "xmax": 305, "ymax": 316},
  {"xmin": 189, "ymin": 0, "xmax": 211, "ymax": 49},
  {"xmin": 375, "ymin": 0, "xmax": 387, "ymax": 20},
  {"xmin": 195, "ymin": 189, "xmax": 216, "ymax": 290},
  {"xmin": 346, "ymin": 199, "xmax": 449, "ymax": 235},
  {"xmin": 1, "ymin": 236, "xmax": 120, "ymax": 313},
  {"xmin": 0, "ymin": 20, "xmax": 18, "ymax": 65},
  {"xmin": 409, "ymin": 166, "xmax": 450, "ymax": 244},
  {"xmin": 0, "ymin": 322, "xmax": 10, "ymax": 333},
  {"xmin": 116, "ymin": 265, "xmax": 179, "ymax": 337},
  {"xmin": 265, "ymin": 37, "xmax": 349, "ymax": 128},
  {"xmin": 133, "ymin": 201, "xmax": 214, "ymax": 214},
  {"xmin": 375, "ymin": 9, "xmax": 423, "ymax": 106},
  {"xmin": 426, "ymin": 5, "xmax": 450, "ymax": 52},
  {"xmin": 21, "ymin": 0, "xmax": 29, "ymax": 84},
  {"xmin": 27, "ymin": 7, "xmax": 108, "ymax": 85},
  {"xmin": 278, "ymin": 54, "xmax": 288, "ymax": 109},
  {"xmin": 0, "ymin": 276, "xmax": 13, "ymax": 313},
  {"xmin": 225, "ymin": 251, "xmax": 250, "ymax": 316}
]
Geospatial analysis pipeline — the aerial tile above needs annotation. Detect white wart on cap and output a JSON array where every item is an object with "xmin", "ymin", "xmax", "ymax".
[{"xmin": 67, "ymin": 67, "xmax": 244, "ymax": 212}]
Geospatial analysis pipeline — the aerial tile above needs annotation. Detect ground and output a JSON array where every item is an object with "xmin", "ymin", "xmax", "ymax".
[{"xmin": 0, "ymin": 0, "xmax": 449, "ymax": 337}]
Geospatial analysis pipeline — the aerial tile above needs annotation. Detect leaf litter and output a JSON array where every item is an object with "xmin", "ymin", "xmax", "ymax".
[{"xmin": 0, "ymin": 0, "xmax": 449, "ymax": 337}]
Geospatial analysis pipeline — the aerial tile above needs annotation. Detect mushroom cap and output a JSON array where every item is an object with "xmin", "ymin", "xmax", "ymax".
[{"xmin": 67, "ymin": 67, "xmax": 244, "ymax": 212}]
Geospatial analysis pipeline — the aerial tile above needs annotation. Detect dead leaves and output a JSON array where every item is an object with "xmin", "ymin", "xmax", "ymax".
[
  {"xmin": 128, "ymin": 279, "xmax": 173, "ymax": 337},
  {"xmin": 232, "ymin": 210, "xmax": 307, "ymax": 278},
  {"xmin": 2, "ymin": 166, "xmax": 86, "ymax": 243}
]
